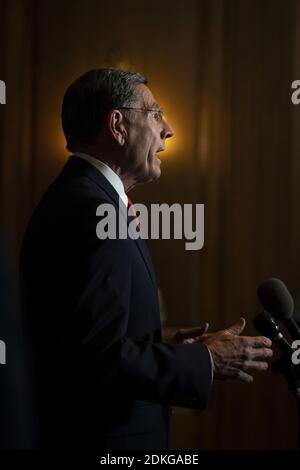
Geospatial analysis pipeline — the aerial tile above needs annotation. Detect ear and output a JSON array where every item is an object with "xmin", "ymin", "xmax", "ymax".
[{"xmin": 106, "ymin": 110, "xmax": 127, "ymax": 146}]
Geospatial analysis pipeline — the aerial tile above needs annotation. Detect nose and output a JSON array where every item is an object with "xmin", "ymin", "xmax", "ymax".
[{"xmin": 161, "ymin": 119, "xmax": 175, "ymax": 140}]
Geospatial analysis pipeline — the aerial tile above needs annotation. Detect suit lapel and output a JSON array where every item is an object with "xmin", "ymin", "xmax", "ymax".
[
  {"xmin": 134, "ymin": 237, "xmax": 157, "ymax": 290},
  {"xmin": 63, "ymin": 156, "xmax": 157, "ymax": 291},
  {"xmin": 62, "ymin": 155, "xmax": 121, "ymax": 207}
]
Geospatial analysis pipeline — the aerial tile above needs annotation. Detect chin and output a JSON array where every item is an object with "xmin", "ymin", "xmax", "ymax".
[
  {"xmin": 138, "ymin": 155, "xmax": 161, "ymax": 183},
  {"xmin": 141, "ymin": 168, "xmax": 161, "ymax": 184},
  {"xmin": 149, "ymin": 171, "xmax": 161, "ymax": 182},
  {"xmin": 149, "ymin": 161, "xmax": 161, "ymax": 181}
]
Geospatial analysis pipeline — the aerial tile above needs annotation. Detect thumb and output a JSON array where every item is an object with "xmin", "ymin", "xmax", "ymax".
[
  {"xmin": 225, "ymin": 317, "xmax": 246, "ymax": 336},
  {"xmin": 202, "ymin": 322, "xmax": 210, "ymax": 335}
]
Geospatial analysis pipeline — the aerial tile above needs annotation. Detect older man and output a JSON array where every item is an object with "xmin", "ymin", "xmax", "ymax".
[{"xmin": 20, "ymin": 69, "xmax": 272, "ymax": 449}]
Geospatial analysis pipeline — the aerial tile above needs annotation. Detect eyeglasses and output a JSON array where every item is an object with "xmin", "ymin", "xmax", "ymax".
[{"xmin": 118, "ymin": 106, "xmax": 164, "ymax": 122}]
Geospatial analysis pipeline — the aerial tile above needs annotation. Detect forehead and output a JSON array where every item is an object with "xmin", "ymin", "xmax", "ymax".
[{"xmin": 134, "ymin": 83, "xmax": 158, "ymax": 107}]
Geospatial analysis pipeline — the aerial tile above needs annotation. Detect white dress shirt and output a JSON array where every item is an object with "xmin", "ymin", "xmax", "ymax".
[{"xmin": 74, "ymin": 152, "xmax": 128, "ymax": 207}]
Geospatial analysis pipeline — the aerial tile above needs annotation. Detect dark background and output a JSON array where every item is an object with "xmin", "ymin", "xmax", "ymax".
[{"xmin": 1, "ymin": 0, "xmax": 300, "ymax": 449}]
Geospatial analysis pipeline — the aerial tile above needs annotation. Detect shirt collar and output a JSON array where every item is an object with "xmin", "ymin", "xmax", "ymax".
[{"xmin": 74, "ymin": 152, "xmax": 128, "ymax": 207}]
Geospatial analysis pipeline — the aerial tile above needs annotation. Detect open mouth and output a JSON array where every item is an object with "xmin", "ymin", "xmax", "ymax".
[{"xmin": 154, "ymin": 147, "xmax": 165, "ymax": 160}]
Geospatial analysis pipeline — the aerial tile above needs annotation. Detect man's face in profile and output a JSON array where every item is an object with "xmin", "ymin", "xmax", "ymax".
[{"xmin": 122, "ymin": 83, "xmax": 174, "ymax": 184}]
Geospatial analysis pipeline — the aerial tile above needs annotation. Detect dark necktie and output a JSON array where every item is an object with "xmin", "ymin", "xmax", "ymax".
[{"xmin": 127, "ymin": 197, "xmax": 141, "ymax": 231}]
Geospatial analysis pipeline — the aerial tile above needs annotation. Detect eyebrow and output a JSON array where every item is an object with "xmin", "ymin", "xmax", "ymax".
[{"xmin": 136, "ymin": 93, "xmax": 160, "ymax": 110}]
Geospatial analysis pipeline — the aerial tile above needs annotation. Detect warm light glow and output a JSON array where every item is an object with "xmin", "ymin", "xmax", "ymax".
[
  {"xmin": 48, "ymin": 117, "xmax": 68, "ymax": 160},
  {"xmin": 57, "ymin": 131, "xmax": 68, "ymax": 158},
  {"xmin": 160, "ymin": 114, "xmax": 181, "ymax": 159},
  {"xmin": 152, "ymin": 89, "xmax": 185, "ymax": 161},
  {"xmin": 113, "ymin": 59, "xmax": 134, "ymax": 71},
  {"xmin": 198, "ymin": 105, "xmax": 209, "ymax": 168}
]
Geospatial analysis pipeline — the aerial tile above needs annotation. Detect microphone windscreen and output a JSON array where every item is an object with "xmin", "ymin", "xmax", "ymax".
[
  {"xmin": 252, "ymin": 311, "xmax": 280, "ymax": 339},
  {"xmin": 257, "ymin": 278, "xmax": 294, "ymax": 321}
]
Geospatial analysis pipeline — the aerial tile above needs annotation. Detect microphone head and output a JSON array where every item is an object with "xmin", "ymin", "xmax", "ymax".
[
  {"xmin": 257, "ymin": 278, "xmax": 294, "ymax": 322},
  {"xmin": 252, "ymin": 311, "xmax": 280, "ymax": 340}
]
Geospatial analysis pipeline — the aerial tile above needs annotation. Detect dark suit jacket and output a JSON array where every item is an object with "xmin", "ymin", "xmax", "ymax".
[{"xmin": 20, "ymin": 156, "xmax": 212, "ymax": 449}]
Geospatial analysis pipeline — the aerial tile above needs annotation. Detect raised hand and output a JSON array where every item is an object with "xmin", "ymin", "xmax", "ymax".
[{"xmin": 203, "ymin": 317, "xmax": 273, "ymax": 383}]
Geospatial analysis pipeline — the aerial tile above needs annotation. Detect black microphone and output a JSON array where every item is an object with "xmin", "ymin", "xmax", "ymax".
[
  {"xmin": 252, "ymin": 311, "xmax": 293, "ymax": 358},
  {"xmin": 257, "ymin": 278, "xmax": 300, "ymax": 340},
  {"xmin": 253, "ymin": 311, "xmax": 300, "ymax": 400}
]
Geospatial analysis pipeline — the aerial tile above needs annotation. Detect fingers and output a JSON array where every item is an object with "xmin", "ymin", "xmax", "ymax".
[
  {"xmin": 225, "ymin": 317, "xmax": 246, "ymax": 336},
  {"xmin": 251, "ymin": 337, "xmax": 272, "ymax": 348},
  {"xmin": 202, "ymin": 323, "xmax": 210, "ymax": 335},
  {"xmin": 205, "ymin": 321, "xmax": 273, "ymax": 384},
  {"xmin": 234, "ymin": 335, "xmax": 272, "ymax": 349},
  {"xmin": 234, "ymin": 360, "xmax": 269, "ymax": 372},
  {"xmin": 248, "ymin": 347, "xmax": 273, "ymax": 361},
  {"xmin": 179, "ymin": 323, "xmax": 210, "ymax": 340},
  {"xmin": 236, "ymin": 370, "xmax": 254, "ymax": 383},
  {"xmin": 171, "ymin": 323, "xmax": 211, "ymax": 344},
  {"xmin": 233, "ymin": 337, "xmax": 273, "ymax": 361},
  {"xmin": 224, "ymin": 367, "xmax": 254, "ymax": 383}
]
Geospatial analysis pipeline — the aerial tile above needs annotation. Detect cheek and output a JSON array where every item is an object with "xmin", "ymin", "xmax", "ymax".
[
  {"xmin": 146, "ymin": 130, "xmax": 160, "ymax": 155},
  {"xmin": 132, "ymin": 129, "xmax": 150, "ymax": 148},
  {"xmin": 130, "ymin": 125, "xmax": 158, "ymax": 162},
  {"xmin": 137, "ymin": 134, "xmax": 154, "ymax": 160},
  {"xmin": 144, "ymin": 128, "xmax": 155, "ymax": 146}
]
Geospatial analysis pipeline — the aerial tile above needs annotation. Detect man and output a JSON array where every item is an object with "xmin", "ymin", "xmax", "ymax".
[{"xmin": 20, "ymin": 69, "xmax": 273, "ymax": 449}]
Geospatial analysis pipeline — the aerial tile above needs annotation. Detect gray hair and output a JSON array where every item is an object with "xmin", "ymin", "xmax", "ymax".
[{"xmin": 61, "ymin": 68, "xmax": 147, "ymax": 151}]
